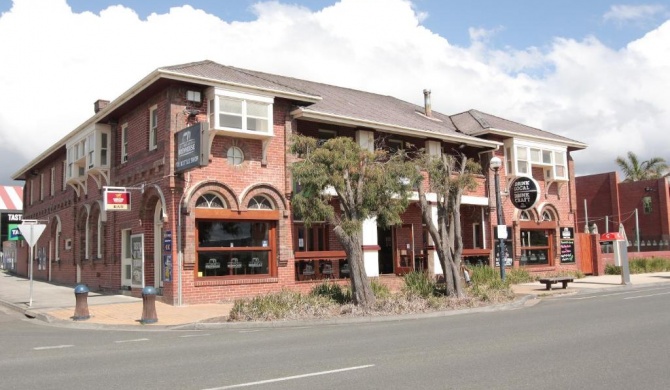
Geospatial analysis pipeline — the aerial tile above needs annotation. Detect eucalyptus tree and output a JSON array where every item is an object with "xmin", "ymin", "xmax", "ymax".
[
  {"xmin": 290, "ymin": 135, "xmax": 418, "ymax": 307},
  {"xmin": 415, "ymin": 150, "xmax": 481, "ymax": 297}
]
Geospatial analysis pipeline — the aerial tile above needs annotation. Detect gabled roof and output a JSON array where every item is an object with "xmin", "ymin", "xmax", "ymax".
[
  {"xmin": 450, "ymin": 109, "xmax": 587, "ymax": 150},
  {"xmin": 13, "ymin": 60, "xmax": 588, "ymax": 179},
  {"xmin": 160, "ymin": 61, "xmax": 497, "ymax": 147}
]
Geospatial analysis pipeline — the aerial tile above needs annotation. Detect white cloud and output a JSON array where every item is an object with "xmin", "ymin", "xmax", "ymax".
[
  {"xmin": 0, "ymin": 0, "xmax": 669, "ymax": 184},
  {"xmin": 603, "ymin": 4, "xmax": 666, "ymax": 24}
]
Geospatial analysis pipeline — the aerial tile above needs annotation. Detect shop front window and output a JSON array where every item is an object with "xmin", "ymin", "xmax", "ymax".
[
  {"xmin": 196, "ymin": 220, "xmax": 275, "ymax": 277},
  {"xmin": 520, "ymin": 229, "xmax": 551, "ymax": 265}
]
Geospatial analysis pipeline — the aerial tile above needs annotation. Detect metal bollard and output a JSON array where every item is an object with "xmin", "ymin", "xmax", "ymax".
[
  {"xmin": 140, "ymin": 286, "xmax": 158, "ymax": 324},
  {"xmin": 73, "ymin": 284, "xmax": 90, "ymax": 321}
]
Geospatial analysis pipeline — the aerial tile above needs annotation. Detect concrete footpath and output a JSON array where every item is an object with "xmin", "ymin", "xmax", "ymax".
[{"xmin": 1, "ymin": 270, "xmax": 670, "ymax": 330}]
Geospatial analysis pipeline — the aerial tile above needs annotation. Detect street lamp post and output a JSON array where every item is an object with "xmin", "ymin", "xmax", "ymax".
[{"xmin": 490, "ymin": 156, "xmax": 506, "ymax": 281}]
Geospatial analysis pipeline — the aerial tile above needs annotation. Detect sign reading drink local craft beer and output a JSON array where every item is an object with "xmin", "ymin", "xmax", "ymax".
[
  {"xmin": 509, "ymin": 176, "xmax": 540, "ymax": 210},
  {"xmin": 104, "ymin": 189, "xmax": 131, "ymax": 211}
]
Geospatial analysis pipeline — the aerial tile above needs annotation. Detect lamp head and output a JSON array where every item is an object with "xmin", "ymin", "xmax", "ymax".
[{"xmin": 490, "ymin": 156, "xmax": 502, "ymax": 171}]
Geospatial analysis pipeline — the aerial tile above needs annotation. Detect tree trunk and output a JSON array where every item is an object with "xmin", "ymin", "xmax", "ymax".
[{"xmin": 334, "ymin": 226, "xmax": 375, "ymax": 307}]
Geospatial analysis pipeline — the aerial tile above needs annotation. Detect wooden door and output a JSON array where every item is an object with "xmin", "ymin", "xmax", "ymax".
[
  {"xmin": 576, "ymin": 233, "xmax": 594, "ymax": 274},
  {"xmin": 394, "ymin": 224, "xmax": 414, "ymax": 275}
]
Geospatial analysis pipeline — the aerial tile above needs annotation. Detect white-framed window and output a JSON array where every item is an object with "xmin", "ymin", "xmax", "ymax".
[
  {"xmin": 39, "ymin": 173, "xmax": 44, "ymax": 201},
  {"xmin": 65, "ymin": 124, "xmax": 110, "ymax": 183},
  {"xmin": 248, "ymin": 195, "xmax": 273, "ymax": 210},
  {"xmin": 227, "ymin": 146, "xmax": 244, "ymax": 166},
  {"xmin": 121, "ymin": 229, "xmax": 133, "ymax": 286},
  {"xmin": 149, "ymin": 104, "xmax": 158, "ymax": 150},
  {"xmin": 121, "ymin": 123, "xmax": 129, "ymax": 163},
  {"xmin": 196, "ymin": 193, "xmax": 226, "ymax": 209},
  {"xmin": 472, "ymin": 222, "xmax": 482, "ymax": 248},
  {"xmin": 504, "ymin": 140, "xmax": 568, "ymax": 181},
  {"xmin": 96, "ymin": 213, "xmax": 103, "ymax": 258},
  {"xmin": 50, "ymin": 167, "xmax": 55, "ymax": 196},
  {"xmin": 62, "ymin": 160, "xmax": 67, "ymax": 191},
  {"xmin": 55, "ymin": 221, "xmax": 61, "ymax": 261},
  {"xmin": 30, "ymin": 179, "xmax": 34, "ymax": 205},
  {"xmin": 207, "ymin": 88, "xmax": 274, "ymax": 137},
  {"xmin": 516, "ymin": 146, "xmax": 529, "ymax": 175}
]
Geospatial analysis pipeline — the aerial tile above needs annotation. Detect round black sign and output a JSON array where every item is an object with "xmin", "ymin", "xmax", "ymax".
[{"xmin": 509, "ymin": 176, "xmax": 539, "ymax": 210}]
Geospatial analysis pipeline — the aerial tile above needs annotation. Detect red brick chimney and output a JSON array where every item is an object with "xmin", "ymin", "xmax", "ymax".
[{"xmin": 94, "ymin": 99, "xmax": 110, "ymax": 113}]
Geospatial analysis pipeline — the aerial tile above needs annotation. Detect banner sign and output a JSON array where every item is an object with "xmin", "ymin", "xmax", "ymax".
[
  {"xmin": 175, "ymin": 122, "xmax": 209, "ymax": 173},
  {"xmin": 509, "ymin": 176, "xmax": 540, "ymax": 210},
  {"xmin": 105, "ymin": 190, "xmax": 131, "ymax": 211}
]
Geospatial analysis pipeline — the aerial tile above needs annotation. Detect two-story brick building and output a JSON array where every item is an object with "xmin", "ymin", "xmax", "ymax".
[{"xmin": 12, "ymin": 60, "xmax": 587, "ymax": 304}]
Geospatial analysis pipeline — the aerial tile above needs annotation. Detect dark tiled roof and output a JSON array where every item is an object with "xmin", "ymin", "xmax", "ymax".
[
  {"xmin": 160, "ymin": 61, "xmax": 584, "ymax": 148},
  {"xmin": 451, "ymin": 109, "xmax": 585, "ymax": 147},
  {"xmin": 160, "ymin": 60, "xmax": 471, "ymax": 140}
]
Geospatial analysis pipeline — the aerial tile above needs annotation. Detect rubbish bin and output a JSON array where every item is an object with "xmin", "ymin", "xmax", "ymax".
[
  {"xmin": 140, "ymin": 286, "xmax": 158, "ymax": 324},
  {"xmin": 73, "ymin": 284, "xmax": 90, "ymax": 321}
]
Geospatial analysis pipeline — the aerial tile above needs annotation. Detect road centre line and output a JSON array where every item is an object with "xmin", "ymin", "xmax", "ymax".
[
  {"xmin": 203, "ymin": 364, "xmax": 375, "ymax": 389},
  {"xmin": 34, "ymin": 345, "xmax": 74, "ymax": 350},
  {"xmin": 624, "ymin": 292, "xmax": 670, "ymax": 300},
  {"xmin": 114, "ymin": 338, "xmax": 150, "ymax": 343}
]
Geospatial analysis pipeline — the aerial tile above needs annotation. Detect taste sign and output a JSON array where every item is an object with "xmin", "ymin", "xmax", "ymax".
[{"xmin": 509, "ymin": 176, "xmax": 540, "ymax": 210}]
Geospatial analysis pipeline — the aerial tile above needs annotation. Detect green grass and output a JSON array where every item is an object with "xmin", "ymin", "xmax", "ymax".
[
  {"xmin": 402, "ymin": 271, "xmax": 436, "ymax": 298},
  {"xmin": 606, "ymin": 257, "xmax": 670, "ymax": 275}
]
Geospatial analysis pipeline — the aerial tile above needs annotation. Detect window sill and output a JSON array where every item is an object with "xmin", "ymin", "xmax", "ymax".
[{"xmin": 194, "ymin": 277, "xmax": 278, "ymax": 287}]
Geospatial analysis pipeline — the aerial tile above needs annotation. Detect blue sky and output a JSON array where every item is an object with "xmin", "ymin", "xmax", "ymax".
[
  {"xmin": 0, "ymin": 0, "xmax": 669, "ymax": 184},
  {"xmin": 33, "ymin": 0, "xmax": 669, "ymax": 50}
]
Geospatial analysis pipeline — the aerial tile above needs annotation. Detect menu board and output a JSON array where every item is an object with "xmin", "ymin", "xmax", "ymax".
[{"xmin": 560, "ymin": 240, "xmax": 575, "ymax": 263}]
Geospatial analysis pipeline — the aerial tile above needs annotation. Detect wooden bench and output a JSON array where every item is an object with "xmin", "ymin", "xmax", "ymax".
[{"xmin": 538, "ymin": 277, "xmax": 573, "ymax": 290}]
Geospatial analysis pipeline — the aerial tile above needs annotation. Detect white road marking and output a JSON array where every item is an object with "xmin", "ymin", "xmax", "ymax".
[
  {"xmin": 567, "ymin": 287, "xmax": 670, "ymax": 300},
  {"xmin": 238, "ymin": 330, "xmax": 264, "ymax": 333},
  {"xmin": 624, "ymin": 292, "xmax": 670, "ymax": 300},
  {"xmin": 114, "ymin": 338, "xmax": 150, "ymax": 343},
  {"xmin": 34, "ymin": 345, "xmax": 74, "ymax": 350},
  {"xmin": 203, "ymin": 364, "xmax": 375, "ymax": 389},
  {"xmin": 179, "ymin": 334, "xmax": 211, "ymax": 338}
]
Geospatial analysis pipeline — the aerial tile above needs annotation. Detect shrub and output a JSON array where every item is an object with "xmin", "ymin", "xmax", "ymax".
[
  {"xmin": 506, "ymin": 268, "xmax": 534, "ymax": 284},
  {"xmin": 310, "ymin": 281, "xmax": 351, "ymax": 304},
  {"xmin": 605, "ymin": 264, "xmax": 621, "ymax": 275},
  {"xmin": 469, "ymin": 265, "xmax": 512, "ymax": 301},
  {"xmin": 371, "ymin": 279, "xmax": 391, "ymax": 299},
  {"xmin": 229, "ymin": 289, "xmax": 338, "ymax": 321},
  {"xmin": 403, "ymin": 271, "xmax": 436, "ymax": 298}
]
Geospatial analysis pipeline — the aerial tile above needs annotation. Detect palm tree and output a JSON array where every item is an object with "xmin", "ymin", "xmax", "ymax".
[{"xmin": 615, "ymin": 151, "xmax": 669, "ymax": 182}]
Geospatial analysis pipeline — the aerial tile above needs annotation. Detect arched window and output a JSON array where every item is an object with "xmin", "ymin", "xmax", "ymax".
[
  {"xmin": 196, "ymin": 193, "xmax": 226, "ymax": 209},
  {"xmin": 520, "ymin": 210, "xmax": 531, "ymax": 221},
  {"xmin": 248, "ymin": 195, "xmax": 273, "ymax": 210},
  {"xmin": 542, "ymin": 210, "xmax": 554, "ymax": 221}
]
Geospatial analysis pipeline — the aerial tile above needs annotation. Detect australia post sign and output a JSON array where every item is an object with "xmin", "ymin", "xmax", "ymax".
[
  {"xmin": 175, "ymin": 122, "xmax": 209, "ymax": 173},
  {"xmin": 104, "ymin": 189, "xmax": 131, "ymax": 211}
]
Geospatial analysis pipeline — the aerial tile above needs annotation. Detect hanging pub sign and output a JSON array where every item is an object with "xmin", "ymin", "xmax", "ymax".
[
  {"xmin": 509, "ymin": 176, "xmax": 540, "ymax": 210},
  {"xmin": 175, "ymin": 122, "xmax": 210, "ymax": 173},
  {"xmin": 104, "ymin": 188, "xmax": 131, "ymax": 211}
]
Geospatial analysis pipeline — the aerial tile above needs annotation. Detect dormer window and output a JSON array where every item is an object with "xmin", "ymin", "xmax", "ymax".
[
  {"xmin": 206, "ymin": 88, "xmax": 273, "ymax": 138},
  {"xmin": 65, "ymin": 123, "xmax": 111, "ymax": 192},
  {"xmin": 504, "ymin": 140, "xmax": 568, "ymax": 181}
]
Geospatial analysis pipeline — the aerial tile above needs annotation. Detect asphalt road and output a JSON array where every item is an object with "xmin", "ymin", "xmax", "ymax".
[{"xmin": 1, "ymin": 285, "xmax": 670, "ymax": 390}]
